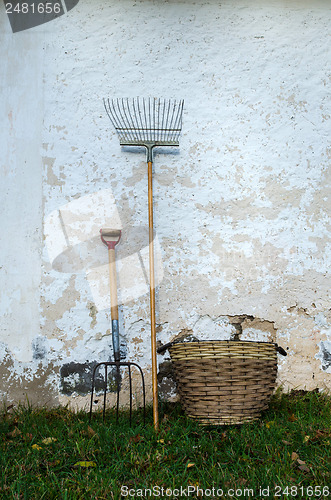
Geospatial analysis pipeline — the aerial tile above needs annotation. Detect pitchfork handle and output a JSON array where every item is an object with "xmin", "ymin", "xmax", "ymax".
[{"xmin": 108, "ymin": 248, "xmax": 119, "ymax": 321}]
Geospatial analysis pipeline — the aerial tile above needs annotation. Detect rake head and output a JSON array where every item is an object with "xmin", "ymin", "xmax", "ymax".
[{"xmin": 103, "ymin": 97, "xmax": 184, "ymax": 149}]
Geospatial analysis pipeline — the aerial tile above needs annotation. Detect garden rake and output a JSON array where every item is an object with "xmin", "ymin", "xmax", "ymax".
[
  {"xmin": 103, "ymin": 97, "xmax": 184, "ymax": 431},
  {"xmin": 89, "ymin": 229, "xmax": 146, "ymax": 425}
]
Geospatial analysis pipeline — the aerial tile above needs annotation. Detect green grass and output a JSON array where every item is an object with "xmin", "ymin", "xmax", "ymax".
[{"xmin": 0, "ymin": 391, "xmax": 330, "ymax": 499}]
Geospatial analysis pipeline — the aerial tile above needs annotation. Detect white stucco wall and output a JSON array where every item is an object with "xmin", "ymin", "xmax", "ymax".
[{"xmin": 0, "ymin": 0, "xmax": 330, "ymax": 407}]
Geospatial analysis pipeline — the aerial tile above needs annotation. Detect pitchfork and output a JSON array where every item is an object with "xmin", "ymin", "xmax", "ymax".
[{"xmin": 89, "ymin": 229, "xmax": 146, "ymax": 425}]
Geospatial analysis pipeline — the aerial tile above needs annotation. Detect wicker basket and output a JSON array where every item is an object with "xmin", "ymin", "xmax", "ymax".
[{"xmin": 167, "ymin": 340, "xmax": 284, "ymax": 426}]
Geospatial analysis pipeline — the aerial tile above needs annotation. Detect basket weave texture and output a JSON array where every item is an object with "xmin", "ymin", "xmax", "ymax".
[{"xmin": 169, "ymin": 340, "xmax": 278, "ymax": 426}]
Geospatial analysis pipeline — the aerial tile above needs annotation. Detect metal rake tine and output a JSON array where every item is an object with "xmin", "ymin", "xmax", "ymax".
[
  {"xmin": 147, "ymin": 97, "xmax": 150, "ymax": 141},
  {"xmin": 118, "ymin": 98, "xmax": 135, "ymax": 143},
  {"xmin": 131, "ymin": 98, "xmax": 140, "ymax": 142},
  {"xmin": 104, "ymin": 99, "xmax": 120, "ymax": 137},
  {"xmin": 152, "ymin": 98, "xmax": 156, "ymax": 142},
  {"xmin": 172, "ymin": 100, "xmax": 184, "ymax": 141},
  {"xmin": 164, "ymin": 99, "xmax": 175, "ymax": 141},
  {"xmin": 154, "ymin": 97, "xmax": 158, "ymax": 142},
  {"xmin": 167, "ymin": 99, "xmax": 179, "ymax": 141},
  {"xmin": 132, "ymin": 97, "xmax": 142, "ymax": 143},
  {"xmin": 107, "ymin": 99, "xmax": 126, "ymax": 142},
  {"xmin": 136, "ymin": 97, "xmax": 146, "ymax": 143},
  {"xmin": 143, "ymin": 98, "xmax": 149, "ymax": 143},
  {"xmin": 162, "ymin": 99, "xmax": 170, "ymax": 142},
  {"xmin": 156, "ymin": 98, "xmax": 159, "ymax": 141},
  {"xmin": 169, "ymin": 99, "xmax": 183, "ymax": 141},
  {"xmin": 163, "ymin": 99, "xmax": 172, "ymax": 141},
  {"xmin": 157, "ymin": 99, "xmax": 162, "ymax": 141},
  {"xmin": 113, "ymin": 99, "xmax": 128, "ymax": 141},
  {"xmin": 160, "ymin": 99, "xmax": 167, "ymax": 143},
  {"xmin": 111, "ymin": 98, "xmax": 125, "ymax": 142},
  {"xmin": 127, "ymin": 98, "xmax": 140, "ymax": 143},
  {"xmin": 177, "ymin": 100, "xmax": 184, "ymax": 129},
  {"xmin": 148, "ymin": 98, "xmax": 153, "ymax": 143},
  {"xmin": 143, "ymin": 97, "xmax": 150, "ymax": 143},
  {"xmin": 103, "ymin": 98, "xmax": 111, "ymax": 123},
  {"xmin": 124, "ymin": 98, "xmax": 134, "ymax": 139}
]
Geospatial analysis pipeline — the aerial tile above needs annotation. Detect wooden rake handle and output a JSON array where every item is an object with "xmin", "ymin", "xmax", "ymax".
[{"xmin": 148, "ymin": 160, "xmax": 159, "ymax": 432}]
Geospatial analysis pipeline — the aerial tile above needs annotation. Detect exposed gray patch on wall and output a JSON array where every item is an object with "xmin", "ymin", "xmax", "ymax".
[
  {"xmin": 60, "ymin": 361, "xmax": 102, "ymax": 396},
  {"xmin": 60, "ymin": 361, "xmax": 126, "ymax": 396},
  {"xmin": 227, "ymin": 315, "xmax": 255, "ymax": 340},
  {"xmin": 32, "ymin": 337, "xmax": 48, "ymax": 361},
  {"xmin": 157, "ymin": 360, "xmax": 176, "ymax": 399},
  {"xmin": 316, "ymin": 341, "xmax": 331, "ymax": 372}
]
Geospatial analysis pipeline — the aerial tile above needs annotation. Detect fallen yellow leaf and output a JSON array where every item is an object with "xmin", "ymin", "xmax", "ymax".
[
  {"xmin": 303, "ymin": 435, "xmax": 310, "ymax": 443},
  {"xmin": 42, "ymin": 437, "xmax": 57, "ymax": 445},
  {"xmin": 157, "ymin": 439, "xmax": 165, "ymax": 444},
  {"xmin": 187, "ymin": 463, "xmax": 195, "ymax": 468},
  {"xmin": 74, "ymin": 461, "xmax": 96, "ymax": 468},
  {"xmin": 32, "ymin": 444, "xmax": 42, "ymax": 450}
]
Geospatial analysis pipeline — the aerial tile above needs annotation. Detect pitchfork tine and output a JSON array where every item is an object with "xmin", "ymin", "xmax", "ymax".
[
  {"xmin": 129, "ymin": 364, "xmax": 132, "ymax": 426},
  {"xmin": 90, "ymin": 362, "xmax": 146, "ymax": 426},
  {"xmin": 103, "ymin": 364, "xmax": 108, "ymax": 421},
  {"xmin": 89, "ymin": 364, "xmax": 97, "ymax": 422},
  {"xmin": 116, "ymin": 364, "xmax": 120, "ymax": 423}
]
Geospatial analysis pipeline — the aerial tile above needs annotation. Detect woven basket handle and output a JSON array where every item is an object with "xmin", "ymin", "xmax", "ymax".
[
  {"xmin": 276, "ymin": 344, "xmax": 287, "ymax": 356},
  {"xmin": 157, "ymin": 340, "xmax": 178, "ymax": 354}
]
